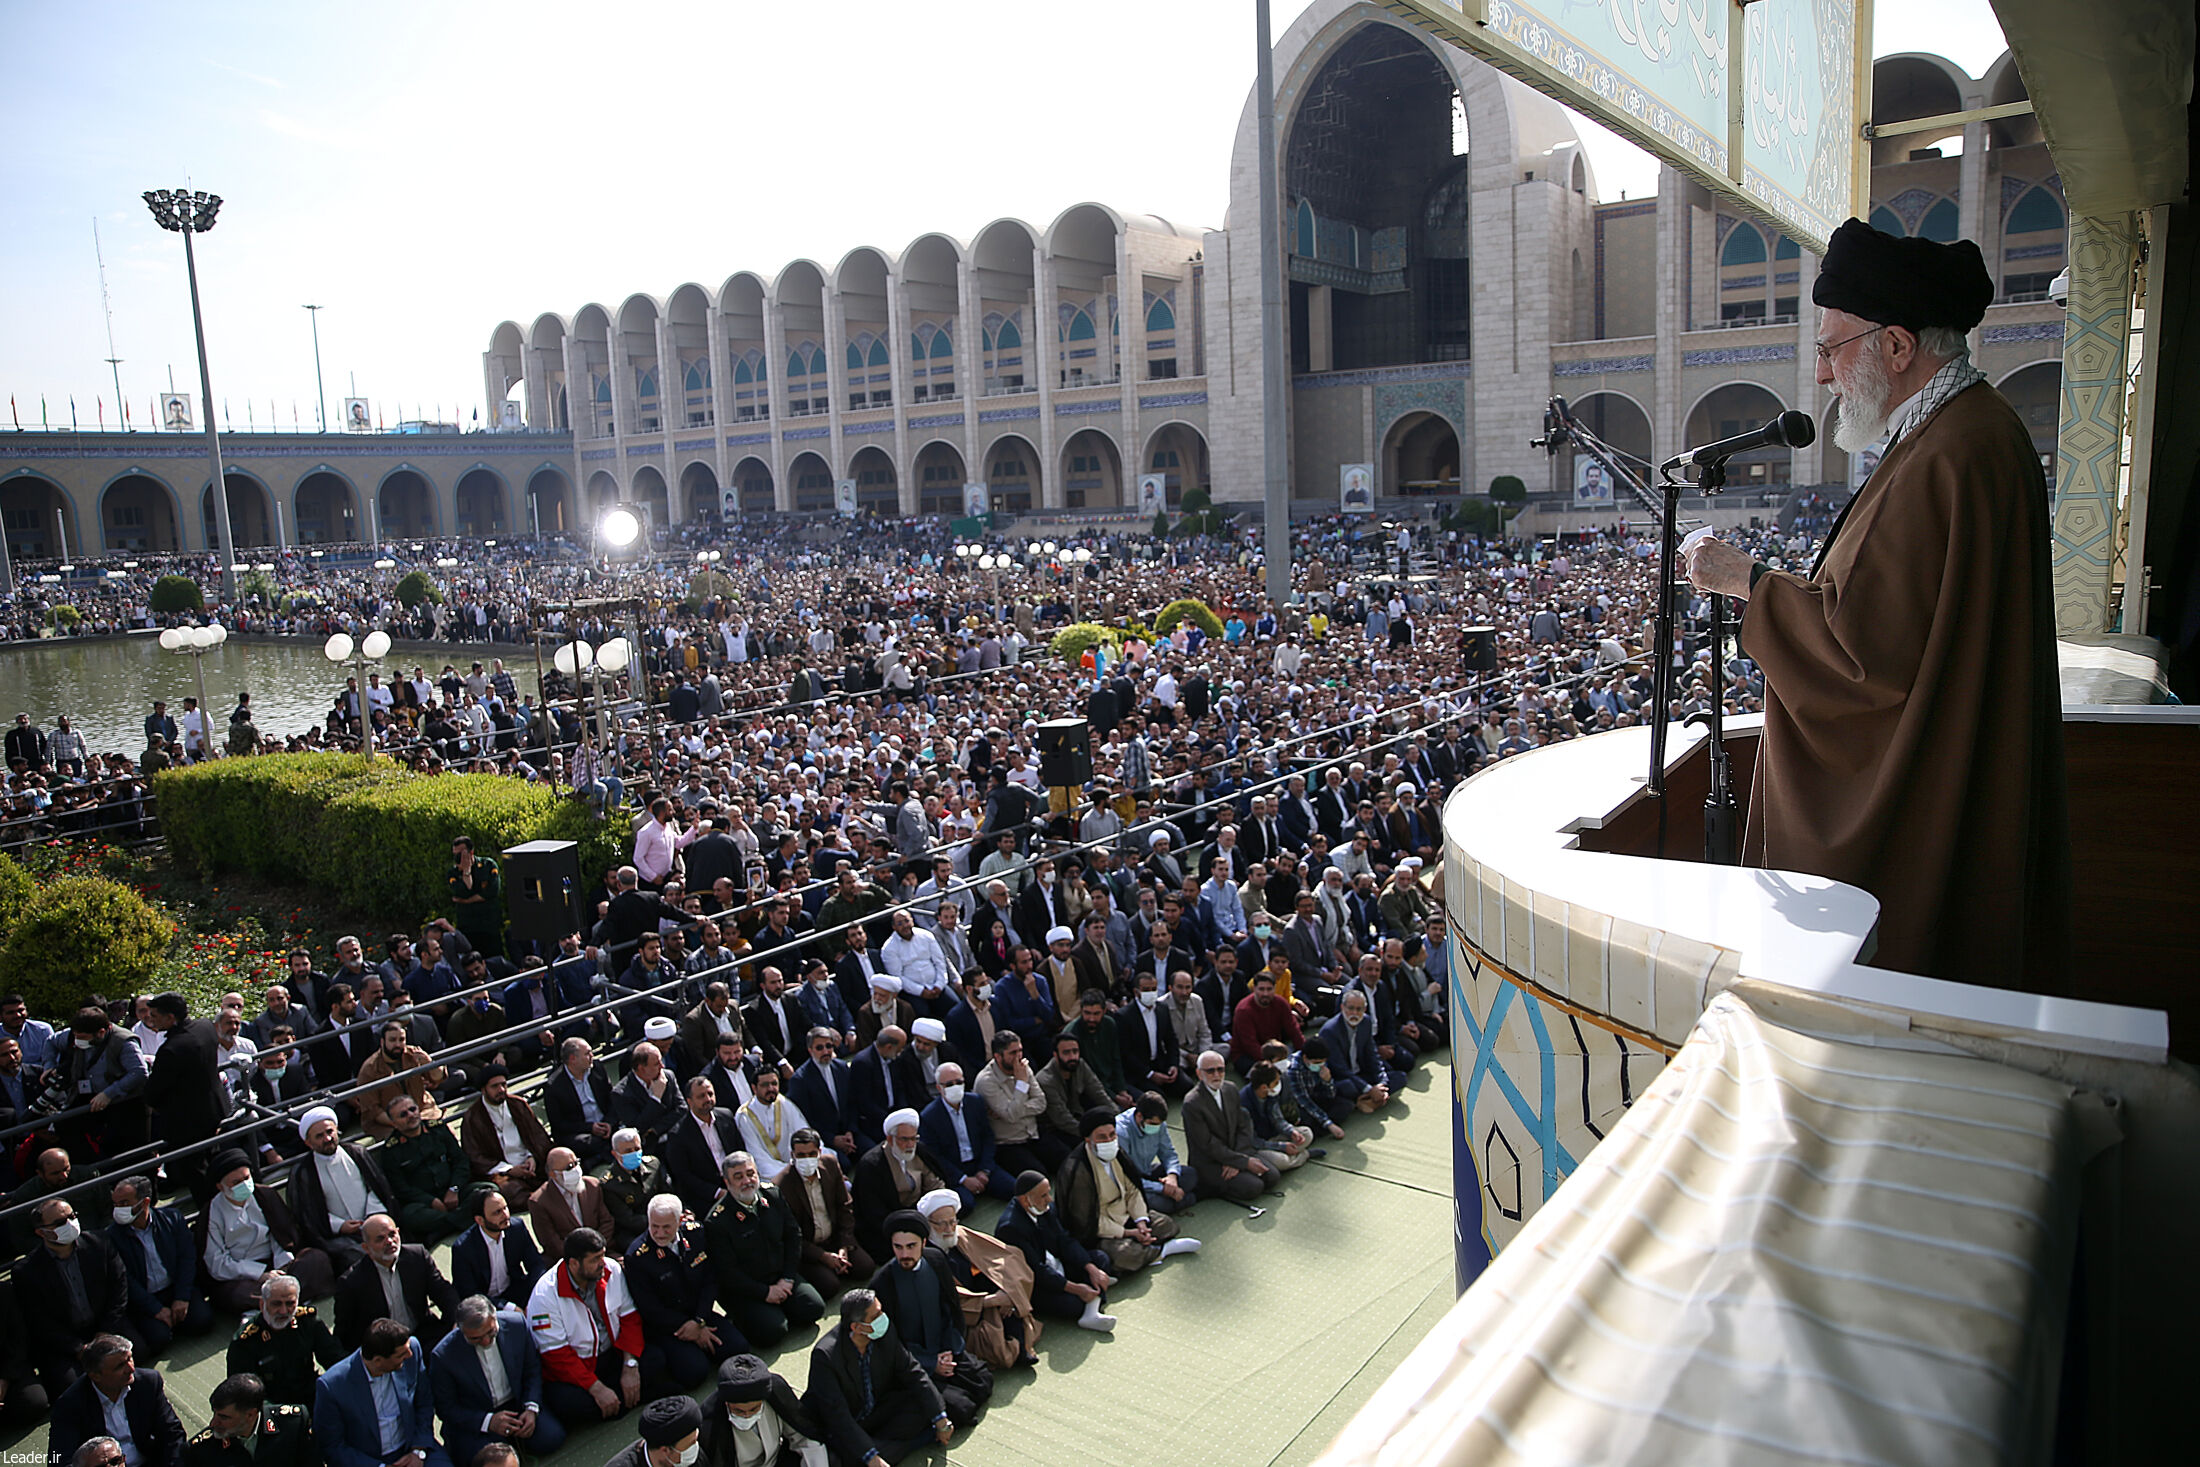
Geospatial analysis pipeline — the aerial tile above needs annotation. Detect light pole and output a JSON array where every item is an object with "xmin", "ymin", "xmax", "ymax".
[
  {"xmin": 554, "ymin": 635, "xmax": 631, "ymax": 745},
  {"xmin": 1066, "ymin": 546, "xmax": 1093, "ymax": 620},
  {"xmin": 144, "ymin": 187, "xmax": 239, "ymax": 603},
  {"xmin": 322, "ymin": 628, "xmax": 392, "ymax": 759},
  {"xmin": 303, "ymin": 305, "xmax": 328, "ymax": 433},
  {"xmin": 597, "ymin": 507, "xmax": 650, "ymax": 724},
  {"xmin": 1253, "ymin": 0, "xmax": 1292, "ymax": 610},
  {"xmin": 158, "ymin": 622, "xmax": 228, "ymax": 758}
]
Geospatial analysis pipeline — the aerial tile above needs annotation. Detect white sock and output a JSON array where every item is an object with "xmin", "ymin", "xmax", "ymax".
[
  {"xmin": 1160, "ymin": 1237, "xmax": 1202, "ymax": 1258},
  {"xmin": 1077, "ymin": 1298, "xmax": 1117, "ymax": 1331}
]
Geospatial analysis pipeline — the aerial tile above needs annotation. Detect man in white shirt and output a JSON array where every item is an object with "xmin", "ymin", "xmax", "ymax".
[
  {"xmin": 879, "ymin": 910, "xmax": 950, "ymax": 1012},
  {"xmin": 301, "ymin": 1107, "xmax": 389, "ymax": 1273}
]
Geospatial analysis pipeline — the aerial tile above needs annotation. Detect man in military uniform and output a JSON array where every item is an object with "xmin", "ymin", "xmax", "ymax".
[
  {"xmin": 448, "ymin": 836, "xmax": 505, "ymax": 962},
  {"xmin": 379, "ymin": 1095, "xmax": 473, "ymax": 1245},
  {"xmin": 184, "ymin": 1373, "xmax": 315, "ymax": 1467},
  {"xmin": 624, "ymin": 1194, "xmax": 742, "ymax": 1399},
  {"xmin": 702, "ymin": 1152, "xmax": 825, "ymax": 1349},
  {"xmin": 598, "ymin": 1127, "xmax": 666, "ymax": 1253},
  {"xmin": 224, "ymin": 1274, "xmax": 342, "ymax": 1409}
]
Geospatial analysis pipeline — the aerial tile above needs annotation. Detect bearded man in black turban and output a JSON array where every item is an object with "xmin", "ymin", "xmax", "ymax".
[{"xmin": 1682, "ymin": 217, "xmax": 2069, "ymax": 991}]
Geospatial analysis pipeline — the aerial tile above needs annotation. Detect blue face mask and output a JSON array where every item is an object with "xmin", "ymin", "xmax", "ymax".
[
  {"xmin": 225, "ymin": 1178, "xmax": 255, "ymax": 1205},
  {"xmin": 618, "ymin": 1151, "xmax": 643, "ymax": 1171},
  {"xmin": 264, "ymin": 1063, "xmax": 286, "ymax": 1082},
  {"xmin": 864, "ymin": 1312, "xmax": 891, "ymax": 1341}
]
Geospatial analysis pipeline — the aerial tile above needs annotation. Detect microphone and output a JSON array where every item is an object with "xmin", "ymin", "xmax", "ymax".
[{"xmin": 1668, "ymin": 411, "xmax": 1816, "ymax": 470}]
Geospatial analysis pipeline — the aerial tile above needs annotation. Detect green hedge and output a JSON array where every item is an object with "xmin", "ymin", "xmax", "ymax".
[
  {"xmin": 149, "ymin": 575, "xmax": 204, "ymax": 615},
  {"xmin": 155, "ymin": 753, "xmax": 624, "ymax": 926},
  {"xmin": 0, "ymin": 875, "xmax": 175, "ymax": 1016},
  {"xmin": 1153, "ymin": 598, "xmax": 1225, "ymax": 640},
  {"xmin": 0, "ymin": 852, "xmax": 34, "ymax": 938},
  {"xmin": 1049, "ymin": 622, "xmax": 1122, "ymax": 666}
]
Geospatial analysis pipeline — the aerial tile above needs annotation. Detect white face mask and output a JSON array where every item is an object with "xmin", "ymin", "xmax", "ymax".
[
  {"xmin": 728, "ymin": 1411, "xmax": 760, "ymax": 1433},
  {"xmin": 112, "ymin": 1206, "xmax": 139, "ymax": 1227},
  {"xmin": 558, "ymin": 1167, "xmax": 583, "ymax": 1192},
  {"xmin": 675, "ymin": 1442, "xmax": 701, "ymax": 1467},
  {"xmin": 941, "ymin": 1083, "xmax": 964, "ymax": 1107},
  {"xmin": 793, "ymin": 1156, "xmax": 821, "ymax": 1178},
  {"xmin": 1136, "ymin": 991, "xmax": 1157, "ymax": 1009},
  {"xmin": 48, "ymin": 1218, "xmax": 82, "ymax": 1246},
  {"xmin": 1093, "ymin": 1140, "xmax": 1119, "ymax": 1162}
]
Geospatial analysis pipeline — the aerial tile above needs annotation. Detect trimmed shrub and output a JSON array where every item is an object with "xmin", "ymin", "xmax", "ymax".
[
  {"xmin": 1488, "ymin": 474, "xmax": 1527, "ymax": 503},
  {"xmin": 149, "ymin": 575, "xmax": 204, "ymax": 615},
  {"xmin": 394, "ymin": 569, "xmax": 443, "ymax": 608},
  {"xmin": 154, "ymin": 753, "xmax": 624, "ymax": 926},
  {"xmin": 686, "ymin": 569, "xmax": 736, "ymax": 610},
  {"xmin": 1153, "ymin": 598, "xmax": 1225, "ymax": 640},
  {"xmin": 0, "ymin": 851, "xmax": 35, "ymax": 938},
  {"xmin": 49, "ymin": 605, "xmax": 81, "ymax": 629},
  {"xmin": 1150, "ymin": 509, "xmax": 1171, "ymax": 538},
  {"xmin": 0, "ymin": 875, "xmax": 175, "ymax": 1017},
  {"xmin": 1050, "ymin": 622, "xmax": 1122, "ymax": 666}
]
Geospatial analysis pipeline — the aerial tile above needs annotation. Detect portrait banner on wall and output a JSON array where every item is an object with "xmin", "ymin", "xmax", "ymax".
[
  {"xmin": 343, "ymin": 397, "xmax": 372, "ymax": 432},
  {"xmin": 834, "ymin": 478, "xmax": 858, "ymax": 516},
  {"xmin": 498, "ymin": 401, "xmax": 523, "ymax": 430},
  {"xmin": 1340, "ymin": 462, "xmax": 1375, "ymax": 513},
  {"xmin": 964, "ymin": 482, "xmax": 989, "ymax": 519},
  {"xmin": 1137, "ymin": 474, "xmax": 1166, "ymax": 523},
  {"xmin": 721, "ymin": 486, "xmax": 739, "ymax": 518},
  {"xmin": 160, "ymin": 393, "xmax": 193, "ymax": 432},
  {"xmin": 1573, "ymin": 457, "xmax": 1614, "ymax": 507}
]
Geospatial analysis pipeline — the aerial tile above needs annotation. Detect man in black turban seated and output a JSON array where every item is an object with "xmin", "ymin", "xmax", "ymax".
[{"xmin": 1682, "ymin": 217, "xmax": 2068, "ymax": 991}]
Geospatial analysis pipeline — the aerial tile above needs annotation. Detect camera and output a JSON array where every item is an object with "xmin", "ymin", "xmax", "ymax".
[{"xmin": 2047, "ymin": 268, "xmax": 2071, "ymax": 308}]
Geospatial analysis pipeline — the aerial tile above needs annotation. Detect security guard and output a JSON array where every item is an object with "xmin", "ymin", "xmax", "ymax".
[
  {"xmin": 622, "ymin": 1194, "xmax": 739, "ymax": 1397},
  {"xmin": 223, "ymin": 1274, "xmax": 342, "ymax": 1409},
  {"xmin": 183, "ymin": 1373, "xmax": 316, "ymax": 1467}
]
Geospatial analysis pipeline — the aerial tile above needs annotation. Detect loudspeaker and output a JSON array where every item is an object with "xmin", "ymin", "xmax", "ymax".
[
  {"xmin": 1462, "ymin": 626, "xmax": 1498, "ymax": 674},
  {"xmin": 503, "ymin": 839, "xmax": 584, "ymax": 943},
  {"xmin": 1036, "ymin": 717, "xmax": 1093, "ymax": 787}
]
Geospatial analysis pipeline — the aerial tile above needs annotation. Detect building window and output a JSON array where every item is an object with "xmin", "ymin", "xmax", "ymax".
[{"xmin": 1720, "ymin": 300, "xmax": 1767, "ymax": 322}]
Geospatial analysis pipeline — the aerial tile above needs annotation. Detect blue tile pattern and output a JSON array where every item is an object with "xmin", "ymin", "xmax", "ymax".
[
  {"xmin": 978, "ymin": 407, "xmax": 1041, "ymax": 423},
  {"xmin": 1982, "ymin": 321, "xmax": 2064, "ymax": 344},
  {"xmin": 1681, "ymin": 345, "xmax": 1795, "ymax": 367},
  {"xmin": 1552, "ymin": 355, "xmax": 1654, "ymax": 377},
  {"xmin": 1136, "ymin": 392, "xmax": 1209, "ymax": 410},
  {"xmin": 1293, "ymin": 362, "xmax": 1471, "ymax": 390}
]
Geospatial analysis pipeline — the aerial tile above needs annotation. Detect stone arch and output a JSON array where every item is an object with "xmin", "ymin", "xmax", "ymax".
[
  {"xmin": 200, "ymin": 469, "xmax": 278, "ymax": 549},
  {"xmin": 667, "ymin": 283, "xmax": 714, "ymax": 428},
  {"xmin": 0, "ymin": 470, "xmax": 79, "ymax": 561},
  {"xmin": 293, "ymin": 468, "xmax": 363, "ymax": 545},
  {"xmin": 680, "ymin": 459, "xmax": 723, "ymax": 522},
  {"xmin": 899, "ymin": 234, "xmax": 964, "ymax": 405},
  {"xmin": 525, "ymin": 465, "xmax": 575, "ymax": 537},
  {"xmin": 631, "ymin": 464, "xmax": 670, "ymax": 528},
  {"xmin": 584, "ymin": 471, "xmax": 621, "ymax": 521},
  {"xmin": 772, "ymin": 262, "xmax": 830, "ymax": 417},
  {"xmin": 98, "ymin": 470, "xmax": 182, "ymax": 553},
  {"xmin": 846, "ymin": 444, "xmax": 899, "ymax": 516},
  {"xmin": 375, "ymin": 468, "xmax": 438, "ymax": 540},
  {"xmin": 978, "ymin": 432, "xmax": 1040, "ymax": 515},
  {"xmin": 1381, "ymin": 411, "xmax": 1461, "ymax": 496},
  {"xmin": 971, "ymin": 220, "xmax": 1040, "ymax": 394},
  {"xmin": 1058, "ymin": 427, "xmax": 1123, "ymax": 510},
  {"xmin": 1683, "ymin": 382, "xmax": 1794, "ymax": 487},
  {"xmin": 731, "ymin": 455, "xmax": 775, "ymax": 515},
  {"xmin": 573, "ymin": 303, "xmax": 614, "ymax": 437},
  {"xmin": 1140, "ymin": 421, "xmax": 1211, "ymax": 510},
  {"xmin": 720, "ymin": 273, "xmax": 770, "ymax": 422},
  {"xmin": 1995, "ymin": 361, "xmax": 2062, "ymax": 486},
  {"xmin": 1870, "ymin": 53, "xmax": 1972, "ymax": 166},
  {"xmin": 1560, "ymin": 393, "xmax": 1652, "ymax": 502},
  {"xmin": 912, "ymin": 439, "xmax": 969, "ymax": 516},
  {"xmin": 530, "ymin": 312, "xmax": 571, "ymax": 431},
  {"xmin": 787, "ymin": 451, "xmax": 835, "ymax": 514},
  {"xmin": 454, "ymin": 466, "xmax": 509, "ymax": 538}
]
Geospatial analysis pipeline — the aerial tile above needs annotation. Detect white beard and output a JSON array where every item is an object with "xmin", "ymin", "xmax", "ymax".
[{"xmin": 1830, "ymin": 338, "xmax": 1896, "ymax": 455}]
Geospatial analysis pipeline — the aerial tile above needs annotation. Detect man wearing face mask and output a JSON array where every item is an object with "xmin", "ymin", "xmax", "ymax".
[
  {"xmin": 600, "ymin": 1127, "xmax": 668, "ymax": 1252},
  {"xmin": 450, "ymin": 1189, "xmax": 543, "ymax": 1312},
  {"xmin": 204, "ymin": 1152, "xmax": 337, "ymax": 1315},
  {"xmin": 525, "ymin": 1227, "xmax": 644, "ymax": 1425},
  {"xmin": 700, "ymin": 1353, "xmax": 826, "ymax": 1467},
  {"xmin": 1053, "ymin": 1109, "xmax": 1199, "ymax": 1277},
  {"xmin": 804, "ymin": 1288, "xmax": 953, "ymax": 1466},
  {"xmin": 1111, "ymin": 1093, "xmax": 1197, "ymax": 1217},
  {"xmin": 18, "ymin": 1196, "xmax": 137, "ymax": 1395},
  {"xmin": 105, "ymin": 1174, "xmax": 212, "ymax": 1355},
  {"xmin": 226, "ymin": 1273, "xmax": 343, "ymax": 1409},
  {"xmin": 605, "ymin": 1394, "xmax": 705, "ymax": 1467},
  {"xmin": 778, "ymin": 1129, "xmax": 867, "ymax": 1300},
  {"xmin": 184, "ymin": 1371, "xmax": 315, "ymax": 1467},
  {"xmin": 994, "ymin": 1173, "xmax": 1116, "ymax": 1333},
  {"xmin": 525, "ymin": 1147, "xmax": 616, "ymax": 1260},
  {"xmin": 333, "ymin": 1213, "xmax": 458, "ymax": 1352},
  {"xmin": 917, "ymin": 1063, "xmax": 1010, "ymax": 1206},
  {"xmin": 869, "ymin": 1211, "xmax": 993, "ymax": 1432}
]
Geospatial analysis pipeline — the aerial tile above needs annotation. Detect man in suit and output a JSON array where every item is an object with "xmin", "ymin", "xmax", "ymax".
[
  {"xmin": 869, "ymin": 1212, "xmax": 993, "ymax": 1432},
  {"xmin": 1113, "ymin": 972, "xmax": 1185, "ymax": 1098},
  {"xmin": 182, "ymin": 1371, "xmax": 316, "ymax": 1467},
  {"xmin": 543, "ymin": 1037, "xmax": 619, "ymax": 1163},
  {"xmin": 612, "ymin": 1038, "xmax": 685, "ymax": 1153},
  {"xmin": 1181, "ymin": 1050, "xmax": 1279, "ymax": 1203},
  {"xmin": 526, "ymin": 1147, "xmax": 616, "ymax": 1260},
  {"xmin": 740, "ymin": 967, "xmax": 803, "ymax": 1075},
  {"xmin": 848, "ymin": 1111, "xmax": 951, "ymax": 1264},
  {"xmin": 458, "ymin": 1065, "xmax": 553, "ymax": 1206},
  {"xmin": 701, "ymin": 1031, "xmax": 762, "ymax": 1112},
  {"xmin": 918, "ymin": 1062, "xmax": 1012, "ymax": 1205},
  {"xmin": 312, "ymin": 984, "xmax": 376, "ymax": 1098},
  {"xmin": 19, "ymin": 1196, "xmax": 138, "ymax": 1394},
  {"xmin": 48, "ymin": 1335, "xmax": 186, "ymax": 1467},
  {"xmin": 803, "ymin": 1289, "xmax": 952, "ymax": 1466},
  {"xmin": 104, "ymin": 1173, "xmax": 212, "ymax": 1356},
  {"xmin": 315, "ymin": 1318, "xmax": 452, "ymax": 1467},
  {"xmin": 777, "ymin": 1130, "xmax": 869, "ymax": 1300},
  {"xmin": 1277, "ymin": 776, "xmax": 1319, "ymax": 856},
  {"xmin": 429, "ymin": 1296, "xmax": 565, "ymax": 1467},
  {"xmin": 1319, "ymin": 988, "xmax": 1397, "ymax": 1113},
  {"xmin": 449, "ymin": 1189, "xmax": 543, "ymax": 1313},
  {"xmin": 845, "ymin": 1025, "xmax": 924, "ymax": 1150},
  {"xmin": 785, "ymin": 1027, "xmax": 863, "ymax": 1165},
  {"xmin": 663, "ymin": 1076, "xmax": 743, "ymax": 1214},
  {"xmin": 333, "ymin": 1214, "xmax": 458, "ymax": 1352},
  {"xmin": 994, "ymin": 1172, "xmax": 1117, "ymax": 1331},
  {"xmin": 138, "ymin": 992, "xmax": 234, "ymax": 1199},
  {"xmin": 678, "ymin": 983, "xmax": 743, "ymax": 1075}
]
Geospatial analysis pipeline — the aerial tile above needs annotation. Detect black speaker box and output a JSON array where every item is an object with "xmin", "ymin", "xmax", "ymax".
[
  {"xmin": 1036, "ymin": 717, "xmax": 1094, "ymax": 787},
  {"xmin": 1462, "ymin": 626, "xmax": 1499, "ymax": 674},
  {"xmin": 503, "ymin": 839, "xmax": 584, "ymax": 943}
]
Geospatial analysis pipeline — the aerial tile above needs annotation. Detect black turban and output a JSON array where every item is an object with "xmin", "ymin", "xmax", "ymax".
[
  {"xmin": 883, "ymin": 1209, "xmax": 929, "ymax": 1244},
  {"xmin": 1079, "ymin": 1106, "xmax": 1118, "ymax": 1138},
  {"xmin": 1813, "ymin": 217, "xmax": 1993, "ymax": 332},
  {"xmin": 717, "ymin": 1354, "xmax": 773, "ymax": 1404},
  {"xmin": 211, "ymin": 1149, "xmax": 252, "ymax": 1179},
  {"xmin": 639, "ymin": 1396, "xmax": 702, "ymax": 1447}
]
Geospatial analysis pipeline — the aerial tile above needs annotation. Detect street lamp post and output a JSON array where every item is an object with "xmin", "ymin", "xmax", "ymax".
[
  {"xmin": 1065, "ymin": 546, "xmax": 1094, "ymax": 620},
  {"xmin": 144, "ymin": 188, "xmax": 239, "ymax": 603},
  {"xmin": 597, "ymin": 507, "xmax": 651, "ymax": 726},
  {"xmin": 303, "ymin": 305, "xmax": 328, "ymax": 433},
  {"xmin": 158, "ymin": 622, "xmax": 229, "ymax": 759},
  {"xmin": 321, "ymin": 628, "xmax": 392, "ymax": 759}
]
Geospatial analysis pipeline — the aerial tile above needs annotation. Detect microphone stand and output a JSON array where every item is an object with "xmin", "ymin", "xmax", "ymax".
[{"xmin": 1687, "ymin": 456, "xmax": 1741, "ymax": 866}]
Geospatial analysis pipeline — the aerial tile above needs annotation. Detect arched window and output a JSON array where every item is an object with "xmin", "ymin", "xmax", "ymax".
[
  {"xmin": 847, "ymin": 342, "xmax": 865, "ymax": 371},
  {"xmin": 1063, "ymin": 310, "xmax": 1095, "ymax": 342},
  {"xmin": 1294, "ymin": 199, "xmax": 1316, "ymax": 258},
  {"xmin": 683, "ymin": 362, "xmax": 708, "ymax": 392},
  {"xmin": 1918, "ymin": 199, "xmax": 1960, "ymax": 243},
  {"xmin": 809, "ymin": 347, "xmax": 829, "ymax": 377},
  {"xmin": 734, "ymin": 358, "xmax": 754, "ymax": 385},
  {"xmin": 1146, "ymin": 298, "xmax": 1175, "ymax": 333},
  {"xmin": 1774, "ymin": 235, "xmax": 1801, "ymax": 260},
  {"xmin": 2007, "ymin": 187, "xmax": 2065, "ymax": 235},
  {"xmin": 995, "ymin": 319, "xmax": 1021, "ymax": 351},
  {"xmin": 1869, "ymin": 205, "xmax": 1907, "ymax": 238},
  {"xmin": 1720, "ymin": 223, "xmax": 1767, "ymax": 266},
  {"xmin": 788, "ymin": 351, "xmax": 808, "ymax": 380},
  {"xmin": 635, "ymin": 369, "xmax": 657, "ymax": 399},
  {"xmin": 594, "ymin": 377, "xmax": 612, "ymax": 404},
  {"xmin": 930, "ymin": 327, "xmax": 953, "ymax": 358},
  {"xmin": 867, "ymin": 339, "xmax": 888, "ymax": 368}
]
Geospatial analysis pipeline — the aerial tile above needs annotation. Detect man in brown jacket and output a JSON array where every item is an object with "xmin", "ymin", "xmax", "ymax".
[
  {"xmin": 527, "ymin": 1145, "xmax": 616, "ymax": 1258},
  {"xmin": 459, "ymin": 1065, "xmax": 553, "ymax": 1205},
  {"xmin": 777, "ymin": 1129, "xmax": 872, "ymax": 1299},
  {"xmin": 352, "ymin": 1020, "xmax": 448, "ymax": 1140}
]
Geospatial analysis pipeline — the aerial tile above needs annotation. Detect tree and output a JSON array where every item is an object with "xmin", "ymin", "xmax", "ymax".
[
  {"xmin": 148, "ymin": 575, "xmax": 204, "ymax": 615},
  {"xmin": 1488, "ymin": 475, "xmax": 1527, "ymax": 504},
  {"xmin": 1151, "ymin": 508, "xmax": 1172, "ymax": 538},
  {"xmin": 393, "ymin": 569, "xmax": 443, "ymax": 608}
]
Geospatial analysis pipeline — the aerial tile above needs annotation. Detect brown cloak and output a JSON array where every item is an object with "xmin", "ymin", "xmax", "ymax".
[{"xmin": 1740, "ymin": 381, "xmax": 2069, "ymax": 991}]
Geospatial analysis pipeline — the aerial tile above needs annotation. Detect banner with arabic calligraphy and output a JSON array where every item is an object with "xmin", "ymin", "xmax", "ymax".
[{"xmin": 1379, "ymin": 0, "xmax": 1861, "ymax": 253}]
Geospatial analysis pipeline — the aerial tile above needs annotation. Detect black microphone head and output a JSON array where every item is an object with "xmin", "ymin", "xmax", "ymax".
[{"xmin": 1775, "ymin": 410, "xmax": 1816, "ymax": 448}]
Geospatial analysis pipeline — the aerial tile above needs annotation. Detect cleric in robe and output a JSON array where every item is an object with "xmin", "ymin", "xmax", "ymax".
[{"xmin": 1682, "ymin": 216, "xmax": 2068, "ymax": 991}]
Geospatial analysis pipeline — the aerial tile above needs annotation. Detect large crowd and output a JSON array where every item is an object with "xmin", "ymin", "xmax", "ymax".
[{"xmin": 0, "ymin": 506, "xmax": 1815, "ymax": 1467}]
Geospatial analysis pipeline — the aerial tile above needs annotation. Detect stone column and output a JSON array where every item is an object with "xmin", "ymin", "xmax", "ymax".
[
  {"xmin": 887, "ymin": 272, "xmax": 915, "ymax": 515},
  {"xmin": 2049, "ymin": 212, "xmax": 2140, "ymax": 633},
  {"xmin": 1653, "ymin": 167, "xmax": 1689, "ymax": 469},
  {"xmin": 762, "ymin": 296, "xmax": 792, "ymax": 512},
  {"xmin": 1034, "ymin": 250, "xmax": 1061, "ymax": 508}
]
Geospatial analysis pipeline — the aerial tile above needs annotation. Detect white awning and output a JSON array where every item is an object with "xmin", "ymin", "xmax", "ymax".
[{"xmin": 1992, "ymin": 0, "xmax": 2193, "ymax": 215}]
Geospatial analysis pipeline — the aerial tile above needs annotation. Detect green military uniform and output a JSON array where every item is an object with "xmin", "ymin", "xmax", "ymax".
[
  {"xmin": 183, "ymin": 1402, "xmax": 317, "ymax": 1467},
  {"xmin": 225, "ymin": 1305, "xmax": 343, "ymax": 1408},
  {"xmin": 448, "ymin": 855, "xmax": 504, "ymax": 960},
  {"xmin": 815, "ymin": 883, "xmax": 889, "ymax": 960},
  {"xmin": 379, "ymin": 1119, "xmax": 475, "ymax": 1244},
  {"xmin": 702, "ymin": 1185, "xmax": 824, "ymax": 1347},
  {"xmin": 598, "ymin": 1151, "xmax": 667, "ymax": 1253}
]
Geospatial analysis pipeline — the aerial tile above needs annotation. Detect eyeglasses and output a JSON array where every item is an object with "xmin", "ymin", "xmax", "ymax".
[{"xmin": 1814, "ymin": 324, "xmax": 1886, "ymax": 362}]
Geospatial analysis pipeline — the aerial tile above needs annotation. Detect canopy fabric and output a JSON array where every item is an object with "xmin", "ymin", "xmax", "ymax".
[
  {"xmin": 1318, "ymin": 989, "xmax": 2090, "ymax": 1467},
  {"xmin": 1992, "ymin": 0, "xmax": 2193, "ymax": 216}
]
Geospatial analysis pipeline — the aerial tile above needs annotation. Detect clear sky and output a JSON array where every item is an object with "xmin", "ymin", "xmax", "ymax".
[{"xmin": 0, "ymin": 1, "xmax": 2013, "ymax": 431}]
